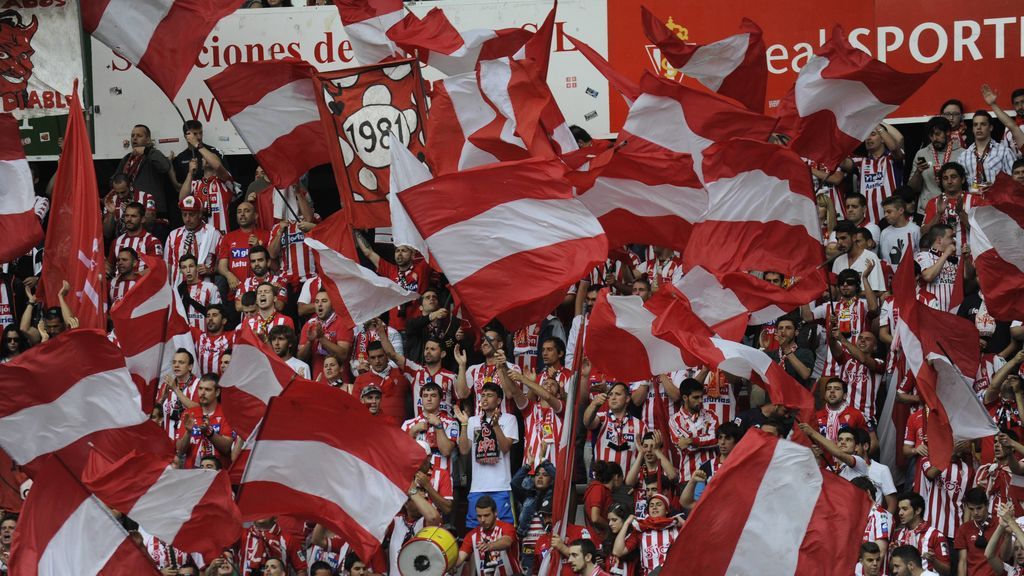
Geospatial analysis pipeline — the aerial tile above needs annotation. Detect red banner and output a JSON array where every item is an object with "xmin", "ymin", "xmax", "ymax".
[
  {"xmin": 606, "ymin": 0, "xmax": 1024, "ymax": 128},
  {"xmin": 315, "ymin": 58, "xmax": 428, "ymax": 229}
]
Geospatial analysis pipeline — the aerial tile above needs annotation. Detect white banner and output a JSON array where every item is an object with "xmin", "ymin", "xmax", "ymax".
[
  {"xmin": 90, "ymin": 1, "xmax": 609, "ymax": 160},
  {"xmin": 1, "ymin": 0, "xmax": 84, "ymax": 118}
]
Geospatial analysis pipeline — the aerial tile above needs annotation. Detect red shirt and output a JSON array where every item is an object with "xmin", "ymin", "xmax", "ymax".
[
  {"xmin": 459, "ymin": 521, "xmax": 520, "ymax": 576},
  {"xmin": 218, "ymin": 228, "xmax": 271, "ymax": 284},
  {"xmin": 298, "ymin": 313, "xmax": 349, "ymax": 381},
  {"xmin": 376, "ymin": 259, "xmax": 430, "ymax": 330},
  {"xmin": 354, "ymin": 368, "xmax": 410, "ymax": 422},
  {"xmin": 582, "ymin": 480, "xmax": 613, "ymax": 540},
  {"xmin": 175, "ymin": 404, "xmax": 235, "ymax": 469},
  {"xmin": 954, "ymin": 519, "xmax": 997, "ymax": 576},
  {"xmin": 814, "ymin": 404, "xmax": 869, "ymax": 443}
]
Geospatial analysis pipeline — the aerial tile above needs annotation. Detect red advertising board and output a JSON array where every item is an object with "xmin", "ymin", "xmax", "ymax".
[{"xmin": 606, "ymin": 0, "xmax": 1024, "ymax": 128}]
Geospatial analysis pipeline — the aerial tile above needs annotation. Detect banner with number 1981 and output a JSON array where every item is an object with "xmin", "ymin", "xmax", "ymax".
[{"xmin": 315, "ymin": 59, "xmax": 428, "ymax": 229}]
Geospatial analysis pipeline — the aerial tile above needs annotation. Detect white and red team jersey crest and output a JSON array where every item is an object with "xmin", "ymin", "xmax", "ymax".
[
  {"xmin": 193, "ymin": 329, "xmax": 235, "ymax": 375},
  {"xmin": 401, "ymin": 359, "xmax": 457, "ymax": 416},
  {"xmin": 812, "ymin": 298, "xmax": 870, "ymax": 377},
  {"xmin": 851, "ymin": 153, "xmax": 900, "ymax": 225},
  {"xmin": 630, "ymin": 378, "xmax": 679, "ymax": 434},
  {"xmin": 593, "ymin": 411, "xmax": 647, "ymax": 474},
  {"xmin": 667, "ymin": 408, "xmax": 719, "ymax": 481},
  {"xmin": 190, "ymin": 177, "xmax": 234, "ymax": 234},
  {"xmin": 636, "ymin": 524, "xmax": 679, "ymax": 574},
  {"xmin": 271, "ymin": 220, "xmax": 318, "ymax": 286}
]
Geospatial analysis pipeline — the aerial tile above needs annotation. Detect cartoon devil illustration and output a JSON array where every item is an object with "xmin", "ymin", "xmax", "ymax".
[{"xmin": 0, "ymin": 10, "xmax": 38, "ymax": 96}]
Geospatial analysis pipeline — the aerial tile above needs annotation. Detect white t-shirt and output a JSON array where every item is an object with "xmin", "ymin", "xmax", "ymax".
[
  {"xmin": 838, "ymin": 454, "xmax": 870, "ymax": 481},
  {"xmin": 285, "ymin": 356, "xmax": 311, "ymax": 378},
  {"xmin": 866, "ymin": 459, "xmax": 897, "ymax": 506},
  {"xmin": 833, "ymin": 250, "xmax": 886, "ymax": 292},
  {"xmin": 878, "ymin": 221, "xmax": 920, "ymax": 269},
  {"xmin": 466, "ymin": 413, "xmax": 519, "ymax": 493}
]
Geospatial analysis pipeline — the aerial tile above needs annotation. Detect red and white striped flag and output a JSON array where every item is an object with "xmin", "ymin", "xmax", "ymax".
[
  {"xmin": 82, "ymin": 450, "xmax": 241, "ymax": 557},
  {"xmin": 332, "ymin": 0, "xmax": 406, "ymax": 65},
  {"xmin": 586, "ymin": 288, "xmax": 689, "ymax": 382},
  {"xmin": 205, "ymin": 59, "xmax": 330, "ymax": 190},
  {"xmin": 892, "ymin": 244, "xmax": 996, "ymax": 469},
  {"xmin": 622, "ymin": 73, "xmax": 778, "ymax": 184},
  {"xmin": 563, "ymin": 33, "xmax": 640, "ymax": 105},
  {"xmin": 688, "ymin": 138, "xmax": 824, "ymax": 277},
  {"xmin": 0, "ymin": 114, "xmax": 43, "ymax": 265},
  {"xmin": 774, "ymin": 26, "xmax": 938, "ymax": 170},
  {"xmin": 968, "ymin": 174, "xmax": 1024, "ymax": 321},
  {"xmin": 39, "ymin": 90, "xmax": 106, "ymax": 330},
  {"xmin": 81, "ymin": 0, "xmax": 240, "ymax": 100},
  {"xmin": 10, "ymin": 458, "xmax": 160, "ymax": 576},
  {"xmin": 396, "ymin": 157, "xmax": 607, "ymax": 329},
  {"xmin": 642, "ymin": 7, "xmax": 767, "ymax": 113},
  {"xmin": 0, "ymin": 330, "xmax": 167, "ymax": 475},
  {"xmin": 237, "ymin": 378, "xmax": 426, "ymax": 562},
  {"xmin": 389, "ymin": 144, "xmax": 432, "ymax": 258},
  {"xmin": 304, "ymin": 237, "xmax": 417, "ymax": 333},
  {"xmin": 575, "ymin": 136, "xmax": 706, "ymax": 253},
  {"xmin": 218, "ymin": 329, "xmax": 300, "ymax": 440},
  {"xmin": 110, "ymin": 255, "xmax": 196, "ymax": 414},
  {"xmin": 661, "ymin": 429, "xmax": 871, "ymax": 575},
  {"xmin": 387, "ymin": 7, "xmax": 531, "ymax": 76}
]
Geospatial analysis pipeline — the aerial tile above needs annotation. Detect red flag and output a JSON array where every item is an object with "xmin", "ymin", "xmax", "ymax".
[
  {"xmin": 237, "ymin": 379, "xmax": 426, "ymax": 563},
  {"xmin": 774, "ymin": 26, "xmax": 938, "ymax": 170},
  {"xmin": 0, "ymin": 114, "xmax": 43, "ymax": 264},
  {"xmin": 81, "ymin": 0, "xmax": 240, "ymax": 100},
  {"xmin": 968, "ymin": 173, "xmax": 1024, "ymax": 321},
  {"xmin": 585, "ymin": 288, "xmax": 689, "ymax": 382},
  {"xmin": 892, "ymin": 244, "xmax": 996, "ymax": 469},
  {"xmin": 387, "ymin": 8, "xmax": 531, "ymax": 76},
  {"xmin": 396, "ymin": 157, "xmax": 607, "ymax": 330},
  {"xmin": 10, "ymin": 458, "xmax": 160, "ymax": 576},
  {"xmin": 218, "ymin": 329, "xmax": 299, "ymax": 440},
  {"xmin": 110, "ymin": 255, "xmax": 196, "ymax": 414},
  {"xmin": 642, "ymin": 8, "xmax": 767, "ymax": 113},
  {"xmin": 563, "ymin": 33, "xmax": 640, "ymax": 105},
  {"xmin": 38, "ymin": 90, "xmax": 105, "ymax": 330},
  {"xmin": 688, "ymin": 138, "xmax": 824, "ymax": 277},
  {"xmin": 661, "ymin": 429, "xmax": 870, "ymax": 575},
  {"xmin": 315, "ymin": 59, "xmax": 428, "ymax": 228},
  {"xmin": 206, "ymin": 59, "xmax": 330, "ymax": 190},
  {"xmin": 333, "ymin": 0, "xmax": 406, "ymax": 65},
  {"xmin": 305, "ymin": 210, "xmax": 357, "ymax": 261},
  {"xmin": 82, "ymin": 450, "xmax": 242, "ymax": 557},
  {"xmin": 0, "ymin": 329, "xmax": 173, "ymax": 477}
]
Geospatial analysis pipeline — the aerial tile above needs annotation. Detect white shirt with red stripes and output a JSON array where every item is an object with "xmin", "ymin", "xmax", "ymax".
[
  {"xmin": 892, "ymin": 521, "xmax": 949, "ymax": 572},
  {"xmin": 667, "ymin": 407, "xmax": 719, "ymax": 481},
  {"xmin": 182, "ymin": 281, "xmax": 221, "ymax": 331},
  {"xmin": 111, "ymin": 229, "xmax": 163, "ymax": 267},
  {"xmin": 402, "ymin": 360, "xmax": 457, "ymax": 416},
  {"xmin": 914, "ymin": 250, "xmax": 959, "ymax": 312},
  {"xmin": 637, "ymin": 257, "xmax": 682, "ymax": 288},
  {"xmin": 466, "ymin": 361, "xmax": 523, "ymax": 415},
  {"xmin": 863, "ymin": 504, "xmax": 892, "ymax": 544},
  {"xmin": 635, "ymin": 522, "xmax": 679, "ymax": 573},
  {"xmin": 920, "ymin": 457, "xmax": 973, "ymax": 539},
  {"xmin": 851, "ymin": 153, "xmax": 900, "ymax": 225},
  {"xmin": 512, "ymin": 323, "xmax": 540, "ymax": 372},
  {"xmin": 812, "ymin": 298, "xmax": 871, "ymax": 377},
  {"xmin": 400, "ymin": 412, "xmax": 458, "ymax": 475},
  {"xmin": 158, "ymin": 375, "xmax": 199, "ymax": 438},
  {"xmin": 0, "ymin": 280, "xmax": 12, "ymax": 328},
  {"xmin": 629, "ymin": 378, "xmax": 679, "ymax": 435},
  {"xmin": 593, "ymin": 411, "xmax": 646, "ymax": 473},
  {"xmin": 840, "ymin": 354, "xmax": 885, "ymax": 423},
  {"xmin": 108, "ymin": 274, "xmax": 138, "ymax": 306},
  {"xmin": 271, "ymin": 220, "xmax": 317, "ymax": 285},
  {"xmin": 522, "ymin": 398, "xmax": 564, "ymax": 467},
  {"xmin": 193, "ymin": 329, "xmax": 235, "ymax": 376},
  {"xmin": 235, "ymin": 273, "xmax": 288, "ymax": 303},
  {"xmin": 165, "ymin": 223, "xmax": 222, "ymax": 285},
  {"xmin": 242, "ymin": 312, "xmax": 294, "ymax": 342},
  {"xmin": 190, "ymin": 177, "xmax": 234, "ymax": 234}
]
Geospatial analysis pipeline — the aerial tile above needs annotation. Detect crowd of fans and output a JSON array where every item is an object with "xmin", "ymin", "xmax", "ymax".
[{"xmin": 2, "ymin": 72, "xmax": 1024, "ymax": 576}]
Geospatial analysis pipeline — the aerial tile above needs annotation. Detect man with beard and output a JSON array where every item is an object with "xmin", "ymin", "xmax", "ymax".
[
  {"xmin": 240, "ymin": 282, "xmax": 294, "ymax": 342},
  {"xmin": 585, "ymin": 382, "xmax": 647, "ymax": 474},
  {"xmin": 921, "ymin": 162, "xmax": 982, "ymax": 250},
  {"xmin": 909, "ymin": 116, "xmax": 960, "ymax": 214},
  {"xmin": 356, "ymin": 237, "xmax": 431, "ymax": 331},
  {"xmin": 218, "ymin": 201, "xmax": 269, "ymax": 296},
  {"xmin": 233, "ymin": 246, "xmax": 286, "ymax": 312},
  {"xmin": 375, "ymin": 317, "xmax": 456, "ymax": 417},
  {"xmin": 567, "ymin": 539, "xmax": 610, "ymax": 576},
  {"xmin": 455, "ymin": 327, "xmax": 522, "ymax": 415},
  {"xmin": 268, "ymin": 324, "xmax": 309, "ymax": 378},
  {"xmin": 108, "ymin": 247, "xmax": 141, "ymax": 305},
  {"xmin": 298, "ymin": 289, "xmax": 351, "ymax": 382},
  {"xmin": 354, "ymin": 340, "xmax": 410, "ymax": 422},
  {"xmin": 959, "ymin": 110, "xmax": 1017, "ymax": 189},
  {"xmin": 192, "ymin": 303, "xmax": 234, "ymax": 376},
  {"xmin": 109, "ymin": 202, "xmax": 162, "ymax": 272},
  {"xmin": 175, "ymin": 373, "xmax": 236, "ymax": 469},
  {"xmin": 156, "ymin": 349, "xmax": 200, "ymax": 438},
  {"xmin": 102, "ymin": 173, "xmax": 157, "ymax": 241},
  {"xmin": 114, "ymin": 124, "xmax": 173, "ymax": 219},
  {"xmin": 402, "ymin": 288, "xmax": 460, "ymax": 367}
]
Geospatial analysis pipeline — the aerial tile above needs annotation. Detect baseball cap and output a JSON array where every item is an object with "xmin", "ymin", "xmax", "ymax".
[
  {"xmin": 649, "ymin": 493, "xmax": 670, "ymax": 508},
  {"xmin": 360, "ymin": 384, "xmax": 382, "ymax": 398}
]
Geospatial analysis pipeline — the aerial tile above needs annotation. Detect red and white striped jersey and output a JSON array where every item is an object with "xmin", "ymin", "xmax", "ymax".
[
  {"xmin": 588, "ymin": 251, "xmax": 641, "ymax": 294},
  {"xmin": 193, "ymin": 329, "xmax": 235, "ymax": 376},
  {"xmin": 242, "ymin": 312, "xmax": 294, "ymax": 342},
  {"xmin": 466, "ymin": 362, "xmax": 523, "ymax": 415},
  {"xmin": 459, "ymin": 521, "xmax": 521, "ymax": 576},
  {"xmin": 107, "ymin": 188, "xmax": 156, "ymax": 236},
  {"xmin": 512, "ymin": 323, "xmax": 540, "ymax": 372},
  {"xmin": 108, "ymin": 274, "xmax": 138, "ymax": 306},
  {"xmin": 400, "ymin": 413, "xmax": 459, "ymax": 475},
  {"xmin": 637, "ymin": 524, "xmax": 678, "ymax": 573},
  {"xmin": 806, "ymin": 158, "xmax": 845, "ymax": 219},
  {"xmin": 401, "ymin": 359, "xmax": 457, "ymax": 416},
  {"xmin": 851, "ymin": 153, "xmax": 900, "ymax": 225},
  {"xmin": 863, "ymin": 505, "xmax": 892, "ymax": 543},
  {"xmin": 181, "ymin": 281, "xmax": 221, "ymax": 331},
  {"xmin": 157, "ymin": 375, "xmax": 200, "ymax": 438},
  {"xmin": 973, "ymin": 353, "xmax": 1006, "ymax": 400},
  {"xmin": 914, "ymin": 250, "xmax": 959, "ymax": 312},
  {"xmin": 522, "ymin": 399, "xmax": 564, "ymax": 467},
  {"xmin": 593, "ymin": 411, "xmax": 646, "ymax": 473},
  {"xmin": 892, "ymin": 521, "xmax": 949, "ymax": 573},
  {"xmin": 141, "ymin": 531, "xmax": 191, "ymax": 570},
  {"xmin": 165, "ymin": 224, "xmax": 222, "ymax": 284},
  {"xmin": 840, "ymin": 354, "xmax": 885, "ymax": 422},
  {"xmin": 923, "ymin": 192, "xmax": 982, "ymax": 249},
  {"xmin": 235, "ymin": 273, "xmax": 288, "ymax": 303},
  {"xmin": 190, "ymin": 177, "xmax": 234, "ymax": 234},
  {"xmin": 975, "ymin": 462, "xmax": 1014, "ymax": 516},
  {"xmin": 920, "ymin": 457, "xmax": 973, "ymax": 539},
  {"xmin": 690, "ymin": 369, "xmax": 735, "ymax": 426},
  {"xmin": 271, "ymin": 221, "xmax": 317, "ymax": 285},
  {"xmin": 429, "ymin": 466, "xmax": 454, "ymax": 504},
  {"xmin": 297, "ymin": 276, "xmax": 322, "ymax": 305},
  {"xmin": 811, "ymin": 298, "xmax": 870, "ymax": 377},
  {"xmin": 110, "ymin": 229, "xmax": 163, "ymax": 267},
  {"xmin": 630, "ymin": 378, "xmax": 679, "ymax": 434},
  {"xmin": 637, "ymin": 257, "xmax": 682, "ymax": 288},
  {"xmin": 667, "ymin": 408, "xmax": 719, "ymax": 481}
]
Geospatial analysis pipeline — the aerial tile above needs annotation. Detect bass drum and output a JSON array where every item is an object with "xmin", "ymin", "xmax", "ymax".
[{"xmin": 398, "ymin": 526, "xmax": 458, "ymax": 576}]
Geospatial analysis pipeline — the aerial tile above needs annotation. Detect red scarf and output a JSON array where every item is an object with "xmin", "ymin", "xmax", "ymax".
[{"xmin": 635, "ymin": 516, "xmax": 676, "ymax": 532}]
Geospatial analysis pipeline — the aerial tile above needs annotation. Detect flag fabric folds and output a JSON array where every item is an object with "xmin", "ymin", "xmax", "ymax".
[
  {"xmin": 0, "ymin": 113, "xmax": 43, "ymax": 265},
  {"xmin": 968, "ymin": 174, "xmax": 1024, "ymax": 321}
]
